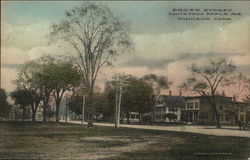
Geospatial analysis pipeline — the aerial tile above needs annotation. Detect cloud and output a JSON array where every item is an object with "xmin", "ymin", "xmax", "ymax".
[
  {"xmin": 120, "ymin": 52, "xmax": 246, "ymax": 69},
  {"xmin": 1, "ymin": 21, "xmax": 50, "ymax": 51},
  {"xmin": 1, "ymin": 67, "xmax": 18, "ymax": 92},
  {"xmin": 1, "ymin": 47, "xmax": 29, "ymax": 65},
  {"xmin": 129, "ymin": 16, "xmax": 250, "ymax": 61},
  {"xmin": 1, "ymin": 12, "xmax": 249, "ymax": 94}
]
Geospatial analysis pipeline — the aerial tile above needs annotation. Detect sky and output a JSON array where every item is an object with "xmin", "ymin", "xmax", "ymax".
[{"xmin": 1, "ymin": 1, "xmax": 250, "ymax": 97}]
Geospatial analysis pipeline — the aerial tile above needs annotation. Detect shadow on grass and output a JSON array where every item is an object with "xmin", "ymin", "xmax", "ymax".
[
  {"xmin": 1, "ymin": 121, "xmax": 250, "ymax": 160},
  {"xmin": 107, "ymin": 135, "xmax": 250, "ymax": 160}
]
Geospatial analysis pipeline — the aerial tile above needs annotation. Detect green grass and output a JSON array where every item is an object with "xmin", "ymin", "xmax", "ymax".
[{"xmin": 0, "ymin": 121, "xmax": 249, "ymax": 160}]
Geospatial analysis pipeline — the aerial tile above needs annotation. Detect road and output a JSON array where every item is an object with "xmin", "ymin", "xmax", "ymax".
[{"xmin": 62, "ymin": 120, "xmax": 250, "ymax": 138}]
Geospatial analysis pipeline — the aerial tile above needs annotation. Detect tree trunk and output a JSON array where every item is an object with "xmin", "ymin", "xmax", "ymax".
[
  {"xmin": 55, "ymin": 100, "xmax": 60, "ymax": 123},
  {"xmin": 212, "ymin": 98, "xmax": 221, "ymax": 128},
  {"xmin": 215, "ymin": 112, "xmax": 221, "ymax": 128},
  {"xmin": 126, "ymin": 115, "xmax": 130, "ymax": 124},
  {"xmin": 139, "ymin": 113, "xmax": 141, "ymax": 125},
  {"xmin": 22, "ymin": 108, "xmax": 26, "ymax": 122},
  {"xmin": 210, "ymin": 97, "xmax": 221, "ymax": 128},
  {"xmin": 42, "ymin": 96, "xmax": 50, "ymax": 122},
  {"xmin": 87, "ymin": 87, "xmax": 94, "ymax": 127},
  {"xmin": 152, "ymin": 103, "xmax": 156, "ymax": 124},
  {"xmin": 32, "ymin": 111, "xmax": 36, "ymax": 122},
  {"xmin": 31, "ymin": 104, "xmax": 37, "ymax": 122},
  {"xmin": 43, "ymin": 108, "xmax": 47, "ymax": 122}
]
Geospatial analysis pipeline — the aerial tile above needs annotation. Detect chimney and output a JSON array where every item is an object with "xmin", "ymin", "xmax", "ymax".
[
  {"xmin": 179, "ymin": 91, "xmax": 182, "ymax": 96},
  {"xmin": 169, "ymin": 90, "xmax": 172, "ymax": 96}
]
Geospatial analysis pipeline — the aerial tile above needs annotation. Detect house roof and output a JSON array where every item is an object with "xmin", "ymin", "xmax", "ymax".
[
  {"xmin": 184, "ymin": 95, "xmax": 233, "ymax": 100},
  {"xmin": 158, "ymin": 95, "xmax": 185, "ymax": 108}
]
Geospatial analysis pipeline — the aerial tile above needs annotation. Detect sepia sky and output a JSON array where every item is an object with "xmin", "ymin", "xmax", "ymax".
[{"xmin": 1, "ymin": 1, "xmax": 250, "ymax": 96}]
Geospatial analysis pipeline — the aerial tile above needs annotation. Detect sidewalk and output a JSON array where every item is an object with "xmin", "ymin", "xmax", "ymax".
[{"xmin": 63, "ymin": 120, "xmax": 250, "ymax": 138}]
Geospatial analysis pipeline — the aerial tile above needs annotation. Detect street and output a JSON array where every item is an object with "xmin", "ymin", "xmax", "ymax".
[{"xmin": 64, "ymin": 120, "xmax": 250, "ymax": 138}]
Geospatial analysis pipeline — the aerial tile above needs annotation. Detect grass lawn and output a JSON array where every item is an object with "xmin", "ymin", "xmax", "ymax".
[{"xmin": 0, "ymin": 121, "xmax": 249, "ymax": 160}]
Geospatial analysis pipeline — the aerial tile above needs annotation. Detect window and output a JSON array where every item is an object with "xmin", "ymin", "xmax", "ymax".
[
  {"xmin": 157, "ymin": 100, "xmax": 164, "ymax": 105},
  {"xmin": 194, "ymin": 102, "xmax": 200, "ymax": 109},
  {"xmin": 130, "ymin": 114, "xmax": 135, "ymax": 119},
  {"xmin": 187, "ymin": 102, "xmax": 194, "ymax": 109},
  {"xmin": 186, "ymin": 101, "xmax": 199, "ymax": 109},
  {"xmin": 136, "ymin": 115, "xmax": 139, "ymax": 119}
]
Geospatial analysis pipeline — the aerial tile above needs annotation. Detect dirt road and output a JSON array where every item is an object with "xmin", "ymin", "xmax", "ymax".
[{"xmin": 64, "ymin": 120, "xmax": 250, "ymax": 138}]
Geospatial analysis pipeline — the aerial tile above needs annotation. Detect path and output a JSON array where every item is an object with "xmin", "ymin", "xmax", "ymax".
[{"xmin": 62, "ymin": 120, "xmax": 250, "ymax": 138}]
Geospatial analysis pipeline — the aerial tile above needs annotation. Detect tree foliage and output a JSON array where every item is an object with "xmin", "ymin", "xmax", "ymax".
[
  {"xmin": 49, "ymin": 3, "xmax": 132, "ymax": 121},
  {"xmin": 180, "ymin": 58, "xmax": 236, "ymax": 127},
  {"xmin": 0, "ymin": 88, "xmax": 11, "ymax": 118},
  {"xmin": 181, "ymin": 58, "xmax": 236, "ymax": 96},
  {"xmin": 41, "ymin": 58, "xmax": 81, "ymax": 122},
  {"xmin": 142, "ymin": 74, "xmax": 172, "ymax": 122},
  {"xmin": 244, "ymin": 76, "xmax": 250, "ymax": 103},
  {"xmin": 111, "ymin": 75, "xmax": 153, "ymax": 124},
  {"xmin": 14, "ymin": 60, "xmax": 44, "ymax": 121},
  {"xmin": 10, "ymin": 89, "xmax": 36, "ymax": 121}
]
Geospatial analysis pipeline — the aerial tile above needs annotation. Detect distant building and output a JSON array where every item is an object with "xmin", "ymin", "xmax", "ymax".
[
  {"xmin": 181, "ymin": 96, "xmax": 250, "ymax": 125},
  {"xmin": 154, "ymin": 92, "xmax": 185, "ymax": 123}
]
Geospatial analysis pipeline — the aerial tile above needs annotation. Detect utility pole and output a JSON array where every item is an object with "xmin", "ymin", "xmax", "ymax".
[
  {"xmin": 114, "ymin": 74, "xmax": 129, "ymax": 128},
  {"xmin": 115, "ymin": 76, "xmax": 119, "ymax": 128},
  {"xmin": 117, "ymin": 85, "xmax": 122, "ymax": 128},
  {"xmin": 82, "ymin": 94, "xmax": 86, "ymax": 125},
  {"xmin": 65, "ymin": 98, "xmax": 68, "ymax": 124}
]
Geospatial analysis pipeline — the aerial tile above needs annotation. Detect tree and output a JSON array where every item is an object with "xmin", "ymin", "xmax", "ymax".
[
  {"xmin": 49, "ymin": 3, "xmax": 132, "ymax": 124},
  {"xmin": 228, "ymin": 73, "xmax": 249, "ymax": 101},
  {"xmin": 98, "ymin": 82, "xmax": 116, "ymax": 122},
  {"xmin": 181, "ymin": 58, "xmax": 236, "ymax": 128},
  {"xmin": 104, "ymin": 75, "xmax": 153, "ymax": 124},
  {"xmin": 68, "ymin": 86, "xmax": 104, "ymax": 121},
  {"xmin": 244, "ymin": 76, "xmax": 250, "ymax": 103},
  {"xmin": 14, "ymin": 61, "xmax": 43, "ymax": 121},
  {"xmin": 10, "ymin": 89, "xmax": 34, "ymax": 121},
  {"xmin": 43, "ymin": 58, "xmax": 81, "ymax": 122},
  {"xmin": 142, "ymin": 74, "xmax": 172, "ymax": 123},
  {"xmin": 130, "ymin": 78, "xmax": 153, "ymax": 124},
  {"xmin": 33, "ymin": 56, "xmax": 55, "ymax": 122},
  {"xmin": 121, "ymin": 76, "xmax": 153, "ymax": 124},
  {"xmin": 0, "ymin": 88, "xmax": 11, "ymax": 119}
]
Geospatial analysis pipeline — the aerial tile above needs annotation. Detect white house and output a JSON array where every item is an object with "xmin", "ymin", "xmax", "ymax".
[{"xmin": 154, "ymin": 93, "xmax": 185, "ymax": 123}]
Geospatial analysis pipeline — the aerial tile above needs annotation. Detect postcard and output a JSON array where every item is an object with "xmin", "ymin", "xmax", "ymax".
[{"xmin": 1, "ymin": 1, "xmax": 250, "ymax": 160}]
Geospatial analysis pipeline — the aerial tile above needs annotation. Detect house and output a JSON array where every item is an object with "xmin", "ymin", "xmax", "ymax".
[
  {"xmin": 223, "ymin": 101, "xmax": 249, "ymax": 125},
  {"xmin": 154, "ymin": 92, "xmax": 185, "ymax": 123},
  {"xmin": 181, "ymin": 96, "xmax": 250, "ymax": 125}
]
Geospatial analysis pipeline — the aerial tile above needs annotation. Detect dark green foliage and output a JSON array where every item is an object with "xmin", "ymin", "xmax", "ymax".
[
  {"xmin": 164, "ymin": 113, "xmax": 177, "ymax": 122},
  {"xmin": 10, "ymin": 89, "xmax": 34, "ymax": 108},
  {"xmin": 0, "ymin": 88, "xmax": 11, "ymax": 118},
  {"xmin": 68, "ymin": 95, "xmax": 83, "ymax": 115},
  {"xmin": 122, "ymin": 77, "xmax": 153, "ymax": 119},
  {"xmin": 40, "ymin": 58, "xmax": 81, "ymax": 122}
]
